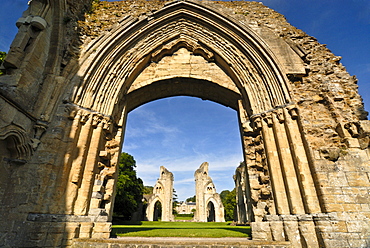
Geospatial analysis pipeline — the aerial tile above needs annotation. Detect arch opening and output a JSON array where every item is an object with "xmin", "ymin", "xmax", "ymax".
[
  {"xmin": 122, "ymin": 96, "xmax": 244, "ymax": 221},
  {"xmin": 61, "ymin": 0, "xmax": 321, "ymax": 243},
  {"xmin": 207, "ymin": 201, "xmax": 215, "ymax": 222},
  {"xmin": 153, "ymin": 200, "xmax": 162, "ymax": 221}
]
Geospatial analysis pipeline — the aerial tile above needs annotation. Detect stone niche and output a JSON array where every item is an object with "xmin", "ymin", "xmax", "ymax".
[{"xmin": 0, "ymin": 0, "xmax": 369, "ymax": 247}]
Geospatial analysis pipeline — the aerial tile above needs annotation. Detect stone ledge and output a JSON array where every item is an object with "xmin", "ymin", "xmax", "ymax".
[
  {"xmin": 72, "ymin": 237, "xmax": 292, "ymax": 248},
  {"xmin": 27, "ymin": 213, "xmax": 96, "ymax": 222}
]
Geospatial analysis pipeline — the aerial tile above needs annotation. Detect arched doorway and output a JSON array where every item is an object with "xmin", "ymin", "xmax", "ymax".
[
  {"xmin": 153, "ymin": 200, "xmax": 162, "ymax": 221},
  {"xmin": 207, "ymin": 201, "xmax": 215, "ymax": 222},
  {"xmin": 123, "ymin": 96, "xmax": 243, "ymax": 207}
]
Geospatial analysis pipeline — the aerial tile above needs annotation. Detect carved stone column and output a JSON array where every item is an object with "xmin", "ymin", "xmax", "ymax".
[
  {"xmin": 250, "ymin": 106, "xmax": 323, "ymax": 247},
  {"xmin": 65, "ymin": 112, "xmax": 93, "ymax": 214},
  {"xmin": 260, "ymin": 114, "xmax": 290, "ymax": 215},
  {"xmin": 283, "ymin": 107, "xmax": 321, "ymax": 214},
  {"xmin": 272, "ymin": 110, "xmax": 305, "ymax": 214},
  {"xmin": 74, "ymin": 115, "xmax": 104, "ymax": 215},
  {"xmin": 58, "ymin": 109, "xmax": 83, "ymax": 213}
]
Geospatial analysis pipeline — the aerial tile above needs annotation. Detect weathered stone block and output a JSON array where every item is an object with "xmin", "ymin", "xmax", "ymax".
[
  {"xmin": 44, "ymin": 232, "xmax": 64, "ymax": 247},
  {"xmin": 323, "ymin": 239, "xmax": 350, "ymax": 247},
  {"xmin": 331, "ymin": 221, "xmax": 348, "ymax": 232},
  {"xmin": 251, "ymin": 222, "xmax": 272, "ymax": 241},
  {"xmin": 269, "ymin": 221, "xmax": 285, "ymax": 241},
  {"xmin": 346, "ymin": 172, "xmax": 370, "ymax": 187},
  {"xmin": 346, "ymin": 221, "xmax": 366, "ymax": 233},
  {"xmin": 324, "ymin": 203, "xmax": 345, "ymax": 212},
  {"xmin": 93, "ymin": 222, "xmax": 112, "ymax": 233}
]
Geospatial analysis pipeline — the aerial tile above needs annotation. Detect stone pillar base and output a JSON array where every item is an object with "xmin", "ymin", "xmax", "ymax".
[
  {"xmin": 251, "ymin": 221, "xmax": 273, "ymax": 240},
  {"xmin": 0, "ymin": 213, "xmax": 113, "ymax": 247},
  {"xmin": 252, "ymin": 214, "xmax": 321, "ymax": 248}
]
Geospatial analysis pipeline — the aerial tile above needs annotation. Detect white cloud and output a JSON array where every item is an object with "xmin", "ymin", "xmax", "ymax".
[
  {"xmin": 126, "ymin": 108, "xmax": 180, "ymax": 138},
  {"xmin": 175, "ymin": 178, "xmax": 194, "ymax": 184}
]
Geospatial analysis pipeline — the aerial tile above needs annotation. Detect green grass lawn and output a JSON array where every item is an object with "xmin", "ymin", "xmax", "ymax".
[
  {"xmin": 112, "ymin": 221, "xmax": 251, "ymax": 238},
  {"xmin": 174, "ymin": 216, "xmax": 193, "ymax": 220}
]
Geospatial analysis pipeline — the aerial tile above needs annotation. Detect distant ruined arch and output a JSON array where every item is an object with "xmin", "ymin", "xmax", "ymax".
[{"xmin": 0, "ymin": 0, "xmax": 369, "ymax": 247}]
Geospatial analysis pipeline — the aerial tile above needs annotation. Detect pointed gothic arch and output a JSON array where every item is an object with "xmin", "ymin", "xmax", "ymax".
[
  {"xmin": 68, "ymin": 0, "xmax": 294, "ymax": 119},
  {"xmin": 61, "ymin": 1, "xmax": 306, "ymax": 234}
]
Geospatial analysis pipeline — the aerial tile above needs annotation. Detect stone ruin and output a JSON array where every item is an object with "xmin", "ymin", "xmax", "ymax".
[
  {"xmin": 175, "ymin": 201, "xmax": 196, "ymax": 215},
  {"xmin": 234, "ymin": 162, "xmax": 252, "ymax": 224},
  {"xmin": 0, "ymin": 0, "xmax": 369, "ymax": 247},
  {"xmin": 194, "ymin": 162, "xmax": 225, "ymax": 222},
  {"xmin": 145, "ymin": 166, "xmax": 174, "ymax": 222},
  {"xmin": 146, "ymin": 163, "xmax": 224, "ymax": 223}
]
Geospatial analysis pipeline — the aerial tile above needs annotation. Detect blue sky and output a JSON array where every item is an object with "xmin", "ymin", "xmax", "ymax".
[{"xmin": 1, "ymin": 0, "xmax": 369, "ymax": 201}]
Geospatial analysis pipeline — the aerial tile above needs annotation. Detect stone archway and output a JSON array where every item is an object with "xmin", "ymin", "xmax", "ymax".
[
  {"xmin": 207, "ymin": 201, "xmax": 215, "ymax": 222},
  {"xmin": 0, "ymin": 0, "xmax": 369, "ymax": 247},
  {"xmin": 153, "ymin": 200, "xmax": 162, "ymax": 221}
]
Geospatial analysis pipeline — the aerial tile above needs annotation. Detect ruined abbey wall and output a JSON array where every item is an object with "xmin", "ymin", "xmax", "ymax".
[
  {"xmin": 0, "ymin": 0, "xmax": 369, "ymax": 247},
  {"xmin": 146, "ymin": 166, "xmax": 174, "ymax": 222},
  {"xmin": 194, "ymin": 162, "xmax": 225, "ymax": 222}
]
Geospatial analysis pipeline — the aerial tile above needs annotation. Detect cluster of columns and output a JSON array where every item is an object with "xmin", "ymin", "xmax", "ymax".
[
  {"xmin": 252, "ymin": 106, "xmax": 321, "ymax": 215},
  {"xmin": 59, "ymin": 107, "xmax": 121, "ymax": 238},
  {"xmin": 237, "ymin": 103, "xmax": 324, "ymax": 246}
]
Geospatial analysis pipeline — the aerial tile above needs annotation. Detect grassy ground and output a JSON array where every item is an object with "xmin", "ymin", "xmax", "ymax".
[
  {"xmin": 112, "ymin": 221, "xmax": 251, "ymax": 238},
  {"xmin": 174, "ymin": 216, "xmax": 193, "ymax": 220}
]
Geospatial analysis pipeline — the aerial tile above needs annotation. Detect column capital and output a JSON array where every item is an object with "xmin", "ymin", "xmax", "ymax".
[
  {"xmin": 273, "ymin": 109, "xmax": 285, "ymax": 123},
  {"xmin": 251, "ymin": 115, "xmax": 262, "ymax": 131},
  {"xmin": 263, "ymin": 114, "xmax": 273, "ymax": 127}
]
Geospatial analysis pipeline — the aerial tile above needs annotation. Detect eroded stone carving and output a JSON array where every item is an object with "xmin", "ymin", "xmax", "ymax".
[
  {"xmin": 0, "ymin": 124, "xmax": 33, "ymax": 163},
  {"xmin": 4, "ymin": 0, "xmax": 48, "ymax": 69}
]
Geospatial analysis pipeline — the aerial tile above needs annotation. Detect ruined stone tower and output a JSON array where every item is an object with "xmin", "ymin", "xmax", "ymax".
[
  {"xmin": 146, "ymin": 166, "xmax": 174, "ymax": 222},
  {"xmin": 0, "ymin": 0, "xmax": 369, "ymax": 247},
  {"xmin": 194, "ymin": 162, "xmax": 225, "ymax": 222}
]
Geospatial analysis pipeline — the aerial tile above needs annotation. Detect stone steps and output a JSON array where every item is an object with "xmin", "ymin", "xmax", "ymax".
[{"xmin": 72, "ymin": 237, "xmax": 292, "ymax": 248}]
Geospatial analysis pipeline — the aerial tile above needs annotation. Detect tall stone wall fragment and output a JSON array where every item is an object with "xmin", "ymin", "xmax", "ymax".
[
  {"xmin": 146, "ymin": 166, "xmax": 174, "ymax": 222},
  {"xmin": 194, "ymin": 162, "xmax": 225, "ymax": 222}
]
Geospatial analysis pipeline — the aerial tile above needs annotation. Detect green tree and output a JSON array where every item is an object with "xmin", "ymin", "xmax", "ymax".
[
  {"xmin": 173, "ymin": 189, "xmax": 178, "ymax": 215},
  {"xmin": 143, "ymin": 185, "xmax": 153, "ymax": 195},
  {"xmin": 220, "ymin": 189, "xmax": 236, "ymax": 221},
  {"xmin": 186, "ymin": 195, "xmax": 196, "ymax": 202},
  {"xmin": 113, "ymin": 152, "xmax": 144, "ymax": 220},
  {"xmin": 0, "ymin": 52, "xmax": 6, "ymax": 76}
]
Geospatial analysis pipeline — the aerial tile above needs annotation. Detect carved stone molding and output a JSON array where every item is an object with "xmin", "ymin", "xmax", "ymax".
[{"xmin": 0, "ymin": 124, "xmax": 33, "ymax": 163}]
